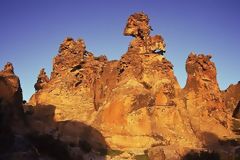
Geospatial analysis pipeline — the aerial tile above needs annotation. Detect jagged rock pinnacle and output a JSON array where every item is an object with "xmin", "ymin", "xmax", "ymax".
[
  {"xmin": 3, "ymin": 62, "xmax": 14, "ymax": 74},
  {"xmin": 34, "ymin": 68, "xmax": 49, "ymax": 91}
]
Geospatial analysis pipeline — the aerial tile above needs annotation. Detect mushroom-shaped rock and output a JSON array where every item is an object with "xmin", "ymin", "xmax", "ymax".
[
  {"xmin": 124, "ymin": 12, "xmax": 166, "ymax": 54},
  {"xmin": 124, "ymin": 12, "xmax": 151, "ymax": 39}
]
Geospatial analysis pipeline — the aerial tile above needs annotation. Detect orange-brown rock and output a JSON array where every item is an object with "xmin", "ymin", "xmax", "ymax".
[
  {"xmin": 29, "ymin": 37, "xmax": 109, "ymax": 123},
  {"xmin": 222, "ymin": 82, "xmax": 240, "ymax": 114},
  {"xmin": 26, "ymin": 12, "xmax": 240, "ymax": 159},
  {"xmin": 233, "ymin": 101, "xmax": 240, "ymax": 119},
  {"xmin": 0, "ymin": 63, "xmax": 38, "ymax": 159},
  {"xmin": 0, "ymin": 62, "xmax": 24, "ymax": 132},
  {"xmin": 0, "ymin": 63, "xmax": 108, "ymax": 159},
  {"xmin": 51, "ymin": 37, "xmax": 86, "ymax": 79},
  {"xmin": 34, "ymin": 68, "xmax": 49, "ymax": 91},
  {"xmin": 184, "ymin": 53, "xmax": 224, "ymax": 110},
  {"xmin": 3, "ymin": 62, "xmax": 14, "ymax": 74},
  {"xmin": 124, "ymin": 12, "xmax": 166, "ymax": 54},
  {"xmin": 124, "ymin": 12, "xmax": 151, "ymax": 38}
]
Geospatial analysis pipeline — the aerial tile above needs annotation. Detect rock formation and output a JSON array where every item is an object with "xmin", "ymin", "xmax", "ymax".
[
  {"xmin": 29, "ymin": 37, "xmax": 109, "ymax": 123},
  {"xmin": 0, "ymin": 63, "xmax": 108, "ymax": 160},
  {"xmin": 233, "ymin": 101, "xmax": 240, "ymax": 119},
  {"xmin": 184, "ymin": 53, "xmax": 224, "ymax": 110},
  {"xmin": 0, "ymin": 63, "xmax": 36, "ymax": 159},
  {"xmin": 124, "ymin": 12, "xmax": 166, "ymax": 54},
  {"xmin": 0, "ymin": 62, "xmax": 24, "ymax": 132},
  {"xmin": 2, "ymin": 12, "xmax": 239, "ymax": 160},
  {"xmin": 34, "ymin": 68, "xmax": 49, "ymax": 91},
  {"xmin": 223, "ymin": 82, "xmax": 240, "ymax": 114},
  {"xmin": 3, "ymin": 62, "xmax": 14, "ymax": 74}
]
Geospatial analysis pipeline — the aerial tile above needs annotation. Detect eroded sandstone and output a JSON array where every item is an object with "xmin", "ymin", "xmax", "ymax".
[{"xmin": 21, "ymin": 12, "xmax": 240, "ymax": 159}]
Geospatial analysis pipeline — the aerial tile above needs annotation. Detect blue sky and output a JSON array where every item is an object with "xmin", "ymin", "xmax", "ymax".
[{"xmin": 0, "ymin": 0, "xmax": 239, "ymax": 100}]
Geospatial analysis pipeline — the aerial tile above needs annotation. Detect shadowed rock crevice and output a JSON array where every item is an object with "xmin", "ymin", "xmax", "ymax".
[{"xmin": 233, "ymin": 101, "xmax": 240, "ymax": 119}]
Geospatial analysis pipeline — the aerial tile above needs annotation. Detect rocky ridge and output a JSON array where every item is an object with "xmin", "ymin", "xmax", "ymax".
[{"xmin": 1, "ymin": 12, "xmax": 240, "ymax": 160}]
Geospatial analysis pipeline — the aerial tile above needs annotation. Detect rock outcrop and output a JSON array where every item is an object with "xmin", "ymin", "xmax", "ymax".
[
  {"xmin": 233, "ymin": 101, "xmax": 240, "ymax": 119},
  {"xmin": 34, "ymin": 68, "xmax": 49, "ymax": 91},
  {"xmin": 0, "ymin": 62, "xmax": 24, "ymax": 132},
  {"xmin": 184, "ymin": 53, "xmax": 224, "ymax": 110},
  {"xmin": 29, "ymin": 37, "xmax": 109, "ymax": 123},
  {"xmin": 124, "ymin": 12, "xmax": 166, "ymax": 54},
  {"xmin": 0, "ymin": 63, "xmax": 37, "ymax": 159},
  {"xmin": 0, "ymin": 63, "xmax": 108, "ymax": 160},
  {"xmin": 22, "ymin": 12, "xmax": 240, "ymax": 159},
  {"xmin": 222, "ymin": 82, "xmax": 240, "ymax": 114}
]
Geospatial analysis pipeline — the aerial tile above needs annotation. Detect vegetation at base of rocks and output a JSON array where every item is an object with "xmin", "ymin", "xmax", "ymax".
[
  {"xmin": 107, "ymin": 149, "xmax": 124, "ymax": 157},
  {"xmin": 134, "ymin": 154, "xmax": 149, "ymax": 160}
]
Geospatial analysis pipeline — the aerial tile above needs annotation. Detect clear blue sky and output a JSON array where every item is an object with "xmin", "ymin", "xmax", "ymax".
[{"xmin": 0, "ymin": 0, "xmax": 239, "ymax": 100}]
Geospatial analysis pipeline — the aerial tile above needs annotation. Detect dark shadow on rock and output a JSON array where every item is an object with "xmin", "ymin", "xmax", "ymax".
[
  {"xmin": 183, "ymin": 150, "xmax": 220, "ymax": 160},
  {"xmin": 232, "ymin": 119, "xmax": 240, "ymax": 136},
  {"xmin": 27, "ymin": 133, "xmax": 72, "ymax": 160},
  {"xmin": 183, "ymin": 132, "xmax": 240, "ymax": 160},
  {"xmin": 200, "ymin": 132, "xmax": 220, "ymax": 150},
  {"xmin": 231, "ymin": 101, "xmax": 240, "ymax": 136},
  {"xmin": 233, "ymin": 101, "xmax": 240, "ymax": 119},
  {"xmin": 0, "ymin": 103, "xmax": 109, "ymax": 160},
  {"xmin": 25, "ymin": 104, "xmax": 109, "ymax": 160}
]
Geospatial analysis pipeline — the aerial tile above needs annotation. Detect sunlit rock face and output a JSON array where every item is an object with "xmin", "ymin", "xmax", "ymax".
[
  {"xmin": 124, "ymin": 12, "xmax": 151, "ymax": 38},
  {"xmin": 29, "ymin": 37, "xmax": 110, "ymax": 123},
  {"xmin": 26, "ymin": 12, "xmax": 240, "ymax": 159},
  {"xmin": 184, "ymin": 53, "xmax": 224, "ymax": 110},
  {"xmin": 124, "ymin": 12, "xmax": 166, "ymax": 54}
]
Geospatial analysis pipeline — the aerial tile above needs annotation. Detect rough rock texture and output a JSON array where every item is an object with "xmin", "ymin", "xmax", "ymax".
[
  {"xmin": 29, "ymin": 37, "xmax": 108, "ymax": 123},
  {"xmin": 233, "ymin": 101, "xmax": 240, "ymax": 119},
  {"xmin": 34, "ymin": 68, "xmax": 49, "ymax": 91},
  {"xmin": 148, "ymin": 146, "xmax": 166, "ymax": 160},
  {"xmin": 0, "ymin": 63, "xmax": 108, "ymax": 160},
  {"xmin": 222, "ymin": 82, "xmax": 240, "ymax": 115},
  {"xmin": 0, "ymin": 62, "xmax": 24, "ymax": 132},
  {"xmin": 124, "ymin": 12, "xmax": 166, "ymax": 54},
  {"xmin": 25, "ymin": 12, "xmax": 240, "ymax": 160},
  {"xmin": 184, "ymin": 53, "xmax": 224, "ymax": 110},
  {"xmin": 0, "ymin": 63, "xmax": 38, "ymax": 159}
]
